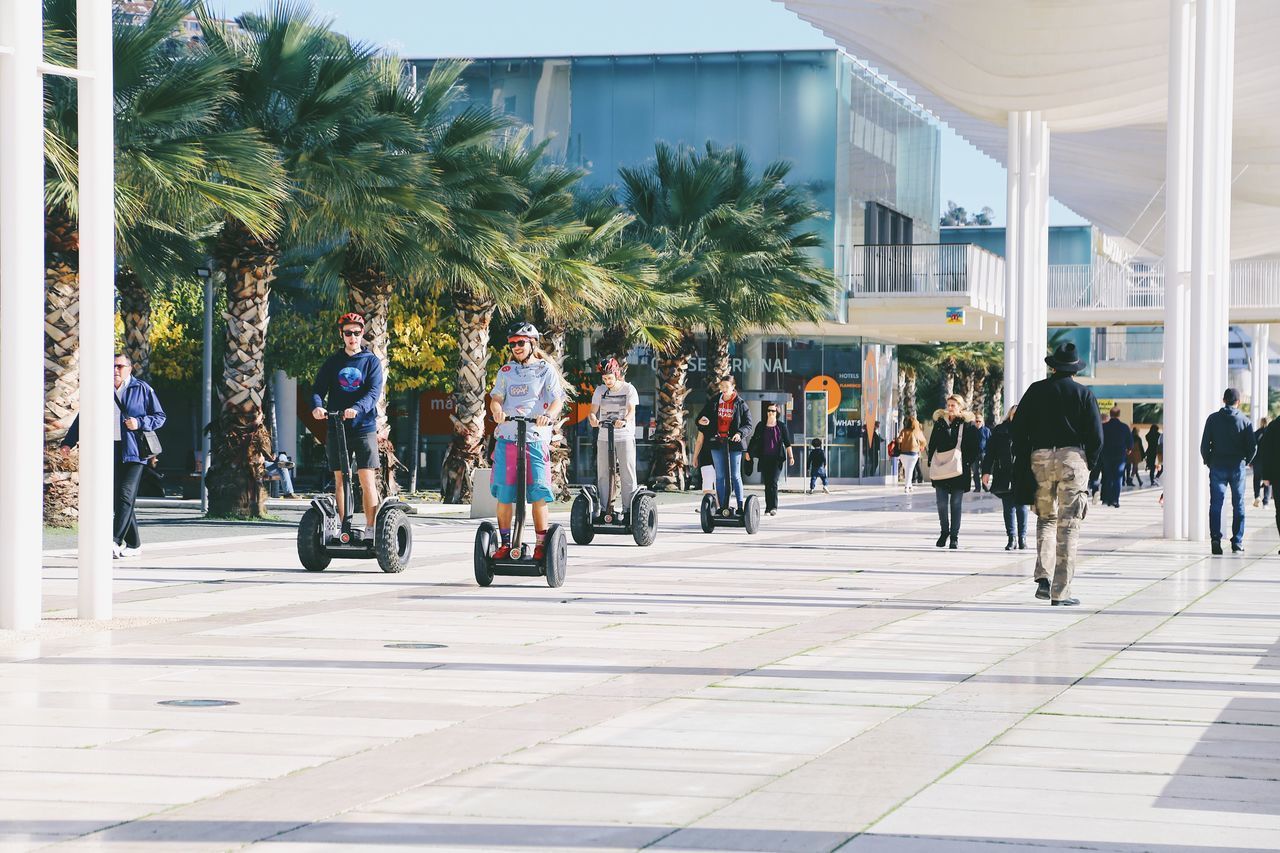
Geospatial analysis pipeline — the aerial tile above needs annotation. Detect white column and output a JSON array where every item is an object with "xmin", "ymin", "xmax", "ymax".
[
  {"xmin": 0, "ymin": 1, "xmax": 46, "ymax": 629},
  {"xmin": 273, "ymin": 371, "xmax": 298, "ymax": 461},
  {"xmin": 1187, "ymin": 0, "xmax": 1234, "ymax": 542},
  {"xmin": 77, "ymin": 0, "xmax": 115, "ymax": 619},
  {"xmin": 1005, "ymin": 110, "xmax": 1050, "ymax": 402},
  {"xmin": 1164, "ymin": 0, "xmax": 1195, "ymax": 540},
  {"xmin": 1253, "ymin": 324, "xmax": 1270, "ymax": 425},
  {"xmin": 1003, "ymin": 112, "xmax": 1022, "ymax": 408},
  {"xmin": 1029, "ymin": 114, "xmax": 1050, "ymax": 393}
]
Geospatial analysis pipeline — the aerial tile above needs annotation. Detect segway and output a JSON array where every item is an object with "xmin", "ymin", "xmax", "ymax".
[
  {"xmin": 297, "ymin": 411, "xmax": 413, "ymax": 573},
  {"xmin": 699, "ymin": 438, "xmax": 762, "ymax": 535},
  {"xmin": 571, "ymin": 419, "xmax": 658, "ymax": 546},
  {"xmin": 474, "ymin": 416, "xmax": 568, "ymax": 587}
]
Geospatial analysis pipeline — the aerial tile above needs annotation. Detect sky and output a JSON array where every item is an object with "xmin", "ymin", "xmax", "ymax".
[{"xmin": 214, "ymin": 0, "xmax": 1085, "ymax": 227}]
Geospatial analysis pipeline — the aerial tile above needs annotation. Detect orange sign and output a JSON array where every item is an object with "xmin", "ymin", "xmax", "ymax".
[{"xmin": 805, "ymin": 375, "xmax": 842, "ymax": 415}]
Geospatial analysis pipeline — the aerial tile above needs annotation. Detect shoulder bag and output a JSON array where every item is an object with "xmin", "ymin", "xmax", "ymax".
[
  {"xmin": 927, "ymin": 423, "xmax": 964, "ymax": 481},
  {"xmin": 115, "ymin": 393, "xmax": 163, "ymax": 458}
]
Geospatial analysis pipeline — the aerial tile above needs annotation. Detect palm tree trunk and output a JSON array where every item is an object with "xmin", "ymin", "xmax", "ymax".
[
  {"xmin": 940, "ymin": 358, "xmax": 956, "ymax": 404},
  {"xmin": 206, "ymin": 223, "xmax": 275, "ymax": 517},
  {"xmin": 346, "ymin": 264, "xmax": 401, "ymax": 497},
  {"xmin": 117, "ymin": 267, "xmax": 152, "ymax": 383},
  {"xmin": 971, "ymin": 370, "xmax": 988, "ymax": 421},
  {"xmin": 705, "ymin": 333, "xmax": 731, "ymax": 394},
  {"xmin": 651, "ymin": 334, "xmax": 694, "ymax": 490},
  {"xmin": 990, "ymin": 379, "xmax": 1004, "ymax": 423},
  {"xmin": 441, "ymin": 289, "xmax": 495, "ymax": 504},
  {"xmin": 903, "ymin": 366, "xmax": 918, "ymax": 424},
  {"xmin": 539, "ymin": 321, "xmax": 574, "ymax": 501},
  {"xmin": 43, "ymin": 211, "xmax": 80, "ymax": 526}
]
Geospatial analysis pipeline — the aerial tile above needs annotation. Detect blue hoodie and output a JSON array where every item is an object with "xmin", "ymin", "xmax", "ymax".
[{"xmin": 311, "ymin": 348, "xmax": 383, "ymax": 435}]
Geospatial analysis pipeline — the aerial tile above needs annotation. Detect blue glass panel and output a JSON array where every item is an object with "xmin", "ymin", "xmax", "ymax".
[
  {"xmin": 570, "ymin": 57, "xmax": 615, "ymax": 176},
  {"xmin": 738, "ymin": 53, "xmax": 781, "ymax": 162},
  {"xmin": 653, "ymin": 55, "xmax": 697, "ymax": 148},
  {"xmin": 693, "ymin": 53, "xmax": 738, "ymax": 149},
  {"xmin": 611, "ymin": 56, "xmax": 656, "ymax": 178}
]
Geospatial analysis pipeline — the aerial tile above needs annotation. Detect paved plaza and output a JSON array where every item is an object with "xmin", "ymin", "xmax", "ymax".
[{"xmin": 6, "ymin": 487, "xmax": 1280, "ymax": 852}]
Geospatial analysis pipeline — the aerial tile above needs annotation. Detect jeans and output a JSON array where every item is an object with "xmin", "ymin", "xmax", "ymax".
[
  {"xmin": 760, "ymin": 457, "xmax": 783, "ymax": 511},
  {"xmin": 1253, "ymin": 467, "xmax": 1272, "ymax": 505},
  {"xmin": 266, "ymin": 462, "xmax": 294, "ymax": 496},
  {"xmin": 934, "ymin": 487, "xmax": 963, "ymax": 536},
  {"xmin": 971, "ymin": 459, "xmax": 984, "ymax": 492},
  {"xmin": 1001, "ymin": 496, "xmax": 1028, "ymax": 539},
  {"xmin": 1100, "ymin": 459, "xmax": 1125, "ymax": 506},
  {"xmin": 1209, "ymin": 462, "xmax": 1246, "ymax": 547},
  {"xmin": 1031, "ymin": 447, "xmax": 1090, "ymax": 602},
  {"xmin": 899, "ymin": 452, "xmax": 919, "ymax": 486},
  {"xmin": 711, "ymin": 446, "xmax": 744, "ymax": 508},
  {"xmin": 808, "ymin": 465, "xmax": 827, "ymax": 490},
  {"xmin": 114, "ymin": 442, "xmax": 144, "ymax": 548}
]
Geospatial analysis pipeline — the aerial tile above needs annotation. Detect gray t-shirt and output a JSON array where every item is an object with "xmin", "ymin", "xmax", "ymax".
[{"xmin": 591, "ymin": 380, "xmax": 639, "ymax": 441}]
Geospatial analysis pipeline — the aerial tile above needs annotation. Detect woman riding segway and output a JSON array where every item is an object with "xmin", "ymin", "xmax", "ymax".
[
  {"xmin": 696, "ymin": 375, "xmax": 754, "ymax": 519},
  {"xmin": 489, "ymin": 322, "xmax": 565, "ymax": 563}
]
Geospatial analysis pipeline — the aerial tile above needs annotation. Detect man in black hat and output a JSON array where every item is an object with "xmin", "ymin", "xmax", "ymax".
[
  {"xmin": 1199, "ymin": 387, "xmax": 1256, "ymax": 554},
  {"xmin": 1011, "ymin": 342, "xmax": 1104, "ymax": 606}
]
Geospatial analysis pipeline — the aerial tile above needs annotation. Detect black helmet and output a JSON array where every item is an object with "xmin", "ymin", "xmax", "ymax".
[{"xmin": 506, "ymin": 321, "xmax": 541, "ymax": 341}]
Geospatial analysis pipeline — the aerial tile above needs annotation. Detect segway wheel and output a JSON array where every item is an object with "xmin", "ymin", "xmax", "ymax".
[
  {"xmin": 375, "ymin": 507, "xmax": 413, "ymax": 573},
  {"xmin": 474, "ymin": 521, "xmax": 496, "ymax": 587},
  {"xmin": 699, "ymin": 494, "xmax": 716, "ymax": 534},
  {"xmin": 570, "ymin": 493, "xmax": 595, "ymax": 545},
  {"xmin": 743, "ymin": 495, "xmax": 762, "ymax": 535},
  {"xmin": 544, "ymin": 525, "xmax": 568, "ymax": 588},
  {"xmin": 297, "ymin": 507, "xmax": 331, "ymax": 572},
  {"xmin": 631, "ymin": 493, "xmax": 658, "ymax": 547}
]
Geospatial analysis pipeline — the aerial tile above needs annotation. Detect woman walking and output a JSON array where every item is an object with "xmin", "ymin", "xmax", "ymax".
[
  {"xmin": 1126, "ymin": 425, "xmax": 1145, "ymax": 487},
  {"xmin": 895, "ymin": 417, "xmax": 926, "ymax": 493},
  {"xmin": 982, "ymin": 405, "xmax": 1029, "ymax": 550},
  {"xmin": 926, "ymin": 394, "xmax": 979, "ymax": 549},
  {"xmin": 746, "ymin": 403, "xmax": 794, "ymax": 515},
  {"xmin": 1145, "ymin": 424, "xmax": 1162, "ymax": 484}
]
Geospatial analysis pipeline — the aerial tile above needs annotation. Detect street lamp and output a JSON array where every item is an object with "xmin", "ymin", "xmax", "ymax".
[{"xmin": 197, "ymin": 265, "xmax": 213, "ymax": 515}]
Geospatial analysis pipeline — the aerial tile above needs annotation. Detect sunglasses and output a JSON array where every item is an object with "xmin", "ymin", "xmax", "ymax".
[
  {"xmin": 341, "ymin": 329, "xmax": 363, "ymax": 337},
  {"xmin": 113, "ymin": 363, "xmax": 130, "ymax": 370},
  {"xmin": 509, "ymin": 339, "xmax": 532, "ymax": 347}
]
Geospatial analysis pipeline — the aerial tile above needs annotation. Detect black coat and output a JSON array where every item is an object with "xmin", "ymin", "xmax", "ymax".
[
  {"xmin": 980, "ymin": 420, "xmax": 1017, "ymax": 497},
  {"xmin": 748, "ymin": 420, "xmax": 793, "ymax": 461},
  {"xmin": 927, "ymin": 414, "xmax": 980, "ymax": 493},
  {"xmin": 1259, "ymin": 421, "xmax": 1280, "ymax": 484},
  {"xmin": 696, "ymin": 393, "xmax": 754, "ymax": 452}
]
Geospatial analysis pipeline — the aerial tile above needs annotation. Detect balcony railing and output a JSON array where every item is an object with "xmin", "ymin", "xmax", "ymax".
[
  {"xmin": 1048, "ymin": 259, "xmax": 1280, "ymax": 313},
  {"xmin": 845, "ymin": 243, "xmax": 1006, "ymax": 315},
  {"xmin": 1099, "ymin": 331, "xmax": 1164, "ymax": 362}
]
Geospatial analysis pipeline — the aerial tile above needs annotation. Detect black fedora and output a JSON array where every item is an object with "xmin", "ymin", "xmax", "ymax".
[{"xmin": 1045, "ymin": 342, "xmax": 1085, "ymax": 373}]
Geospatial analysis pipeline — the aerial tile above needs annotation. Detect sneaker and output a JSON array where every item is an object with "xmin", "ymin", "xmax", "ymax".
[
  {"xmin": 1211, "ymin": 540, "xmax": 1224, "ymax": 556},
  {"xmin": 493, "ymin": 545, "xmax": 511, "ymax": 560},
  {"xmin": 1232, "ymin": 543, "xmax": 1244, "ymax": 553},
  {"xmin": 534, "ymin": 543, "xmax": 545, "ymax": 561},
  {"xmin": 111, "ymin": 541, "xmax": 122, "ymax": 559},
  {"xmin": 822, "ymin": 486, "xmax": 830, "ymax": 494},
  {"xmin": 1051, "ymin": 597, "xmax": 1081, "ymax": 607},
  {"xmin": 1254, "ymin": 498, "xmax": 1261, "ymax": 508},
  {"xmin": 118, "ymin": 546, "xmax": 142, "ymax": 558},
  {"xmin": 363, "ymin": 524, "xmax": 375, "ymax": 541},
  {"xmin": 767, "ymin": 509, "xmax": 777, "ymax": 516}
]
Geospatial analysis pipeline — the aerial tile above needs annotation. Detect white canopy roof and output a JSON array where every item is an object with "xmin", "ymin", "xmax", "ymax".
[{"xmin": 780, "ymin": 0, "xmax": 1280, "ymax": 259}]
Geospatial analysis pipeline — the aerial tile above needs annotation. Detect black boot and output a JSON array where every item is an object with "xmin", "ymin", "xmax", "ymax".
[
  {"xmin": 949, "ymin": 534, "xmax": 958, "ymax": 550},
  {"xmin": 1018, "ymin": 535, "xmax": 1027, "ymax": 550},
  {"xmin": 1005, "ymin": 535, "xmax": 1015, "ymax": 551},
  {"xmin": 936, "ymin": 530, "xmax": 949, "ymax": 548}
]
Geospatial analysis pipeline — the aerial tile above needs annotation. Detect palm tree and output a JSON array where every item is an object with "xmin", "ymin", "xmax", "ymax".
[
  {"xmin": 621, "ymin": 143, "xmax": 837, "ymax": 488},
  {"xmin": 199, "ymin": 5, "xmax": 401, "ymax": 517},
  {"xmin": 895, "ymin": 344, "xmax": 936, "ymax": 426},
  {"xmin": 41, "ymin": 0, "xmax": 283, "ymax": 524}
]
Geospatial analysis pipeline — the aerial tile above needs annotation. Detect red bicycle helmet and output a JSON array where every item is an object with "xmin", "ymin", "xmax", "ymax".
[
  {"xmin": 338, "ymin": 312, "xmax": 365, "ymax": 328},
  {"xmin": 597, "ymin": 357, "xmax": 621, "ymax": 375}
]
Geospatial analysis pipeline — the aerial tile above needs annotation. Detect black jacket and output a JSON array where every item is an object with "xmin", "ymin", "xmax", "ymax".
[
  {"xmin": 1258, "ymin": 421, "xmax": 1280, "ymax": 483},
  {"xmin": 747, "ymin": 420, "xmax": 793, "ymax": 461},
  {"xmin": 807, "ymin": 447, "xmax": 827, "ymax": 473},
  {"xmin": 1200, "ymin": 406, "xmax": 1256, "ymax": 467},
  {"xmin": 1254, "ymin": 426, "xmax": 1269, "ymax": 471},
  {"xmin": 927, "ymin": 412, "xmax": 980, "ymax": 493},
  {"xmin": 1145, "ymin": 429, "xmax": 1162, "ymax": 466},
  {"xmin": 980, "ymin": 420, "xmax": 1017, "ymax": 497},
  {"xmin": 1011, "ymin": 372, "xmax": 1104, "ymax": 468},
  {"xmin": 696, "ymin": 393, "xmax": 754, "ymax": 452}
]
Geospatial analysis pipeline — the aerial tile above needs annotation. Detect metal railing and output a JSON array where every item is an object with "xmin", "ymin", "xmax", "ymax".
[
  {"xmin": 845, "ymin": 243, "xmax": 1006, "ymax": 315},
  {"xmin": 1048, "ymin": 259, "xmax": 1280, "ymax": 313},
  {"xmin": 1099, "ymin": 330, "xmax": 1164, "ymax": 362}
]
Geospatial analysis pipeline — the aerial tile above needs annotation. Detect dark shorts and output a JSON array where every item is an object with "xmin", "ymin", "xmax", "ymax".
[{"xmin": 327, "ymin": 425, "xmax": 379, "ymax": 471}]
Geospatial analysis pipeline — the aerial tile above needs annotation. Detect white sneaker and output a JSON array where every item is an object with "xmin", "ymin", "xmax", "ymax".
[
  {"xmin": 363, "ymin": 524, "xmax": 375, "ymax": 541},
  {"xmin": 1254, "ymin": 498, "xmax": 1262, "ymax": 508},
  {"xmin": 822, "ymin": 486, "xmax": 829, "ymax": 494},
  {"xmin": 111, "ymin": 542, "xmax": 122, "ymax": 559},
  {"xmin": 118, "ymin": 546, "xmax": 142, "ymax": 558}
]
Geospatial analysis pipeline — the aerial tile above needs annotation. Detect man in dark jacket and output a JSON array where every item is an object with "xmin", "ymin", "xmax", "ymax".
[
  {"xmin": 1200, "ymin": 388, "xmax": 1257, "ymax": 554},
  {"xmin": 1257, "ymin": 418, "xmax": 1280, "ymax": 553},
  {"xmin": 971, "ymin": 414, "xmax": 992, "ymax": 491},
  {"xmin": 1099, "ymin": 406, "xmax": 1132, "ymax": 508},
  {"xmin": 1011, "ymin": 342, "xmax": 1104, "ymax": 607},
  {"xmin": 61, "ymin": 353, "xmax": 167, "ymax": 558},
  {"xmin": 862, "ymin": 420, "xmax": 883, "ymax": 477},
  {"xmin": 311, "ymin": 312, "xmax": 385, "ymax": 540}
]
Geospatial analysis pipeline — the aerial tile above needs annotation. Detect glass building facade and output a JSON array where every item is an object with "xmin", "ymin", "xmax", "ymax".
[{"xmin": 410, "ymin": 50, "xmax": 941, "ymax": 482}]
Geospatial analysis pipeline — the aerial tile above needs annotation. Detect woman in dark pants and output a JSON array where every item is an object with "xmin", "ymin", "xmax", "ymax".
[
  {"xmin": 1145, "ymin": 424, "xmax": 1162, "ymax": 484},
  {"xmin": 926, "ymin": 394, "xmax": 979, "ymax": 549},
  {"xmin": 747, "ymin": 403, "xmax": 794, "ymax": 515},
  {"xmin": 1258, "ymin": 418, "xmax": 1280, "ymax": 553},
  {"xmin": 982, "ymin": 405, "xmax": 1029, "ymax": 550}
]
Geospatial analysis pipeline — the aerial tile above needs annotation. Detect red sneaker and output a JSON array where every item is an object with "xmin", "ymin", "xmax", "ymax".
[
  {"xmin": 533, "ymin": 543, "xmax": 546, "ymax": 561},
  {"xmin": 493, "ymin": 545, "xmax": 511, "ymax": 560}
]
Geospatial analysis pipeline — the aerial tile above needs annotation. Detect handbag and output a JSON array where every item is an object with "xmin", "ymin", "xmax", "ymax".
[
  {"xmin": 115, "ymin": 393, "xmax": 163, "ymax": 458},
  {"xmin": 927, "ymin": 423, "xmax": 964, "ymax": 481}
]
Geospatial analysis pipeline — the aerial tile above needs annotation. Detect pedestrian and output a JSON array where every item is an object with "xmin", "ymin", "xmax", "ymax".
[
  {"xmin": 589, "ymin": 357, "xmax": 639, "ymax": 519},
  {"xmin": 310, "ymin": 312, "xmax": 384, "ymax": 541},
  {"xmin": 806, "ymin": 438, "xmax": 829, "ymax": 494},
  {"xmin": 926, "ymin": 394, "xmax": 980, "ymax": 549},
  {"xmin": 1100, "ymin": 406, "xmax": 1132, "ymax": 508},
  {"xmin": 971, "ymin": 414, "xmax": 991, "ymax": 492},
  {"xmin": 746, "ymin": 403, "xmax": 794, "ymax": 515},
  {"xmin": 1145, "ymin": 424, "xmax": 1163, "ymax": 484},
  {"xmin": 1011, "ymin": 342, "xmax": 1103, "ymax": 606},
  {"xmin": 696, "ymin": 375, "xmax": 754, "ymax": 516},
  {"xmin": 862, "ymin": 420, "xmax": 883, "ymax": 477},
  {"xmin": 982, "ymin": 405, "xmax": 1028, "ymax": 550},
  {"xmin": 1257, "ymin": 417, "xmax": 1280, "ymax": 554},
  {"xmin": 264, "ymin": 451, "xmax": 297, "ymax": 498},
  {"xmin": 1253, "ymin": 417, "xmax": 1271, "ymax": 508},
  {"xmin": 895, "ymin": 416, "xmax": 926, "ymax": 493},
  {"xmin": 1199, "ymin": 388, "xmax": 1257, "ymax": 555},
  {"xmin": 1126, "ymin": 425, "xmax": 1145, "ymax": 487},
  {"xmin": 60, "ymin": 352, "xmax": 167, "ymax": 558}
]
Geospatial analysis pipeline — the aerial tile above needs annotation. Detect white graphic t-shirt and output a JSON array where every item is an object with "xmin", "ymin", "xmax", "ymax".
[
  {"xmin": 490, "ymin": 358, "xmax": 563, "ymax": 443},
  {"xmin": 591, "ymin": 380, "xmax": 639, "ymax": 441}
]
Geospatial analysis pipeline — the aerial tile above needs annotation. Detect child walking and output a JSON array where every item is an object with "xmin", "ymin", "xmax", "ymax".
[{"xmin": 807, "ymin": 438, "xmax": 829, "ymax": 494}]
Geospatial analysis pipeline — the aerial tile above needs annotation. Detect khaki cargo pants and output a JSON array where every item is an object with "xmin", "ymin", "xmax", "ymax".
[{"xmin": 1030, "ymin": 447, "xmax": 1090, "ymax": 601}]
